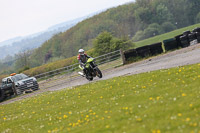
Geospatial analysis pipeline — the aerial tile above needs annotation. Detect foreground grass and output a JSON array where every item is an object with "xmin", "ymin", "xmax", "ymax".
[
  {"xmin": 1, "ymin": 63, "xmax": 200, "ymax": 133},
  {"xmin": 135, "ymin": 23, "xmax": 200, "ymax": 48}
]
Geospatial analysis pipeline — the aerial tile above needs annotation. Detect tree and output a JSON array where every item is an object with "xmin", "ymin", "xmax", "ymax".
[
  {"xmin": 134, "ymin": 7, "xmax": 152, "ymax": 25},
  {"xmin": 93, "ymin": 31, "xmax": 133, "ymax": 56},
  {"xmin": 195, "ymin": 12, "xmax": 200, "ymax": 23},
  {"xmin": 14, "ymin": 50, "xmax": 32, "ymax": 71},
  {"xmin": 132, "ymin": 30, "xmax": 144, "ymax": 41},
  {"xmin": 93, "ymin": 31, "xmax": 113, "ymax": 56},
  {"xmin": 161, "ymin": 22, "xmax": 177, "ymax": 33},
  {"xmin": 155, "ymin": 4, "xmax": 173, "ymax": 24}
]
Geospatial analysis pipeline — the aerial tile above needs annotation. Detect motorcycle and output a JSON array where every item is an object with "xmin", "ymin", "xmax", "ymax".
[{"xmin": 78, "ymin": 58, "xmax": 102, "ymax": 81}]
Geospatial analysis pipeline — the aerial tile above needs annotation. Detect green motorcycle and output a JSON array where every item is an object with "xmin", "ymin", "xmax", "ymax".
[{"xmin": 79, "ymin": 58, "xmax": 102, "ymax": 81}]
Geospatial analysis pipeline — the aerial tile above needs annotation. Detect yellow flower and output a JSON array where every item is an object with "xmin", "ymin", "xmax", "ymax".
[
  {"xmin": 100, "ymin": 96, "xmax": 103, "ymax": 99},
  {"xmin": 149, "ymin": 97, "xmax": 153, "ymax": 100},
  {"xmin": 63, "ymin": 115, "xmax": 68, "ymax": 118},
  {"xmin": 69, "ymin": 112, "xmax": 72, "ymax": 114},
  {"xmin": 178, "ymin": 113, "xmax": 182, "ymax": 117},
  {"xmin": 3, "ymin": 117, "xmax": 6, "ymax": 120},
  {"xmin": 182, "ymin": 93, "xmax": 186, "ymax": 97},
  {"xmin": 193, "ymin": 123, "xmax": 197, "ymax": 127},
  {"xmin": 136, "ymin": 118, "xmax": 142, "ymax": 122},
  {"xmin": 106, "ymin": 125, "xmax": 110, "ymax": 128},
  {"xmin": 156, "ymin": 96, "xmax": 160, "ymax": 100},
  {"xmin": 105, "ymin": 111, "xmax": 108, "ymax": 114},
  {"xmin": 186, "ymin": 118, "xmax": 190, "ymax": 122},
  {"xmin": 189, "ymin": 104, "xmax": 193, "ymax": 107}
]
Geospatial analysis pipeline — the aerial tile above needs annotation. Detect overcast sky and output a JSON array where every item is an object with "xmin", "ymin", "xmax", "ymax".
[{"xmin": 0, "ymin": 0, "xmax": 134, "ymax": 42}]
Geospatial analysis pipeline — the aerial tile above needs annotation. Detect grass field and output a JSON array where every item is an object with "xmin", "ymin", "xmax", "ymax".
[
  {"xmin": 1, "ymin": 63, "xmax": 200, "ymax": 132},
  {"xmin": 134, "ymin": 23, "xmax": 200, "ymax": 48}
]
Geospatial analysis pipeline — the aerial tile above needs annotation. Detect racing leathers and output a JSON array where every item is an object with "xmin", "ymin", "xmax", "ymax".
[{"xmin": 77, "ymin": 53, "xmax": 92, "ymax": 75}]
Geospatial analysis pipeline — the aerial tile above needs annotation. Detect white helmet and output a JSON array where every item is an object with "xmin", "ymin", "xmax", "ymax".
[{"xmin": 78, "ymin": 49, "xmax": 84, "ymax": 55}]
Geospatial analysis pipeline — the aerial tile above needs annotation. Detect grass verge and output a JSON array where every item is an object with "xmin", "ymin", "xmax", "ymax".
[{"xmin": 0, "ymin": 64, "xmax": 200, "ymax": 133}]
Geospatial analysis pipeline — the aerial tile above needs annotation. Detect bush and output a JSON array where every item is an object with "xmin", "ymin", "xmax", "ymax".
[{"xmin": 161, "ymin": 22, "xmax": 177, "ymax": 33}]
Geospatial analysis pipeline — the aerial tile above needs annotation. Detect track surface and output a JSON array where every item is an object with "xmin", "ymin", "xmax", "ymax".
[{"xmin": 1, "ymin": 43, "xmax": 200, "ymax": 105}]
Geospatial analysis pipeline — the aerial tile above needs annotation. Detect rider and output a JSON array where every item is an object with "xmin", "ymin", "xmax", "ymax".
[{"xmin": 77, "ymin": 49, "xmax": 92, "ymax": 75}]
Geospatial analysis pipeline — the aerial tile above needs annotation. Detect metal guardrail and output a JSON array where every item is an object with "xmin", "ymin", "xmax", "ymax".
[{"xmin": 35, "ymin": 50, "xmax": 123, "ymax": 82}]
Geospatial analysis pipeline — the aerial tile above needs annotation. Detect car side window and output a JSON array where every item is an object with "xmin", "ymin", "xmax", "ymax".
[{"xmin": 7, "ymin": 78, "xmax": 12, "ymax": 84}]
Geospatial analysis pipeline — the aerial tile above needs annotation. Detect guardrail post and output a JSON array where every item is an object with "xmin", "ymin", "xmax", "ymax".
[{"xmin": 120, "ymin": 49, "xmax": 126, "ymax": 65}]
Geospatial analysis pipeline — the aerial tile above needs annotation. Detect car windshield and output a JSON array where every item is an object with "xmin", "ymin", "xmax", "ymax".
[{"xmin": 11, "ymin": 74, "xmax": 28, "ymax": 82}]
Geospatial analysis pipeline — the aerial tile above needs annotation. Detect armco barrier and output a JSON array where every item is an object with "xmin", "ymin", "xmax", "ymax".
[
  {"xmin": 136, "ymin": 45, "xmax": 151, "ymax": 57},
  {"xmin": 163, "ymin": 38, "xmax": 178, "ymax": 51},
  {"xmin": 148, "ymin": 42, "xmax": 163, "ymax": 55}
]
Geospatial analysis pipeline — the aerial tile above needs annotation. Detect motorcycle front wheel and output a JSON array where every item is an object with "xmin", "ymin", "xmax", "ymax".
[
  {"xmin": 95, "ymin": 67, "xmax": 102, "ymax": 78},
  {"xmin": 86, "ymin": 76, "xmax": 93, "ymax": 81}
]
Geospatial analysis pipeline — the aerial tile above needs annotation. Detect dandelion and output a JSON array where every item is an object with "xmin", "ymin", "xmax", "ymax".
[
  {"xmin": 149, "ymin": 97, "xmax": 153, "ymax": 100},
  {"xmin": 178, "ymin": 113, "xmax": 182, "ymax": 117},
  {"xmin": 63, "ymin": 115, "xmax": 68, "ymax": 119},
  {"xmin": 156, "ymin": 96, "xmax": 160, "ymax": 100},
  {"xmin": 106, "ymin": 125, "xmax": 110, "ymax": 128},
  {"xmin": 136, "ymin": 118, "xmax": 142, "ymax": 122},
  {"xmin": 182, "ymin": 93, "xmax": 186, "ymax": 97},
  {"xmin": 105, "ymin": 111, "xmax": 108, "ymax": 114},
  {"xmin": 3, "ymin": 117, "xmax": 6, "ymax": 120},
  {"xmin": 186, "ymin": 118, "xmax": 190, "ymax": 122},
  {"xmin": 100, "ymin": 96, "xmax": 103, "ymax": 99},
  {"xmin": 189, "ymin": 104, "xmax": 193, "ymax": 107},
  {"xmin": 69, "ymin": 112, "xmax": 72, "ymax": 115}
]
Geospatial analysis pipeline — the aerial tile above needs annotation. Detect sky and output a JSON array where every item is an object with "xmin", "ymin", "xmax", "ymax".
[{"xmin": 0, "ymin": 0, "xmax": 134, "ymax": 42}]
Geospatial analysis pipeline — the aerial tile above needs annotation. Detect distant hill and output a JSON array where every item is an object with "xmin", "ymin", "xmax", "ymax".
[
  {"xmin": 0, "ymin": 14, "xmax": 93, "ymax": 59},
  {"xmin": 0, "ymin": 36, "xmax": 23, "ymax": 47}
]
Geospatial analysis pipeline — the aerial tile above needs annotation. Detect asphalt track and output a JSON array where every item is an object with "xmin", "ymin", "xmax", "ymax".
[{"xmin": 1, "ymin": 43, "xmax": 200, "ymax": 105}]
